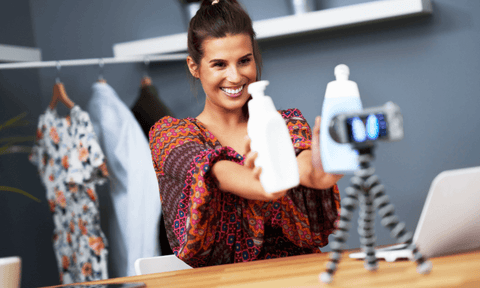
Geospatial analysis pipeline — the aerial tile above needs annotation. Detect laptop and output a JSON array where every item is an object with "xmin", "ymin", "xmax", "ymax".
[{"xmin": 349, "ymin": 166, "xmax": 480, "ymax": 262}]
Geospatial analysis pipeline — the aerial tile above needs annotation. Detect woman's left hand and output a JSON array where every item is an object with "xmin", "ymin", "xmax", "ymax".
[{"xmin": 297, "ymin": 116, "xmax": 344, "ymax": 189}]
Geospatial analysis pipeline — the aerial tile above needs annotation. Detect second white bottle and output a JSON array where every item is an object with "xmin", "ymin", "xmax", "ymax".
[{"xmin": 247, "ymin": 80, "xmax": 300, "ymax": 193}]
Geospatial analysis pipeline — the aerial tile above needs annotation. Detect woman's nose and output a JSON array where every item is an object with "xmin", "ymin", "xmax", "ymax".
[{"xmin": 226, "ymin": 65, "xmax": 241, "ymax": 83}]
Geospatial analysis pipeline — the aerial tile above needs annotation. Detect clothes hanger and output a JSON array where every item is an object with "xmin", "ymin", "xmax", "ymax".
[
  {"xmin": 141, "ymin": 76, "xmax": 152, "ymax": 87},
  {"xmin": 49, "ymin": 62, "xmax": 75, "ymax": 110},
  {"xmin": 141, "ymin": 56, "xmax": 152, "ymax": 87},
  {"xmin": 97, "ymin": 58, "xmax": 107, "ymax": 83}
]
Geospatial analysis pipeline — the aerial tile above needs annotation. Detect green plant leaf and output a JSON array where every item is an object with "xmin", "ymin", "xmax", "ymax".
[
  {"xmin": 0, "ymin": 112, "xmax": 39, "ymax": 203},
  {"xmin": 0, "ymin": 186, "xmax": 41, "ymax": 203},
  {"xmin": 0, "ymin": 145, "xmax": 33, "ymax": 155},
  {"xmin": 0, "ymin": 136, "xmax": 35, "ymax": 144},
  {"xmin": 0, "ymin": 112, "xmax": 29, "ymax": 132},
  {"xmin": 0, "ymin": 136, "xmax": 35, "ymax": 155}
]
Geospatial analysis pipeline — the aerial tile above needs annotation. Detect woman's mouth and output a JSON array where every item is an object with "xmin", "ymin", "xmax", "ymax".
[{"xmin": 221, "ymin": 85, "xmax": 245, "ymax": 97}]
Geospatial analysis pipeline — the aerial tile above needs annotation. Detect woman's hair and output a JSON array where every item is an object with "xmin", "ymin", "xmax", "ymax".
[{"xmin": 187, "ymin": 0, "xmax": 262, "ymax": 80}]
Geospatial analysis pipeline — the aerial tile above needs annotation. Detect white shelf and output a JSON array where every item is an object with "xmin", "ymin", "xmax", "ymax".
[
  {"xmin": 0, "ymin": 44, "xmax": 42, "ymax": 62},
  {"xmin": 113, "ymin": 0, "xmax": 432, "ymax": 57}
]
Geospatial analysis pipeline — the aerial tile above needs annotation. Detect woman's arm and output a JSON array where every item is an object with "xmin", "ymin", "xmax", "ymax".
[
  {"xmin": 212, "ymin": 116, "xmax": 343, "ymax": 198},
  {"xmin": 297, "ymin": 116, "xmax": 343, "ymax": 189},
  {"xmin": 211, "ymin": 140, "xmax": 288, "ymax": 201}
]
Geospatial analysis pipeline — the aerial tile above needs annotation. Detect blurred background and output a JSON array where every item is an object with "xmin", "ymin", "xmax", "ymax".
[{"xmin": 1, "ymin": 0, "xmax": 479, "ymax": 286}]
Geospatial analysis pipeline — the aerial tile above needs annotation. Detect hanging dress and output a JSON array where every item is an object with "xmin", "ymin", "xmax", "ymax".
[
  {"xmin": 131, "ymin": 82, "xmax": 174, "ymax": 137},
  {"xmin": 29, "ymin": 105, "xmax": 109, "ymax": 284}
]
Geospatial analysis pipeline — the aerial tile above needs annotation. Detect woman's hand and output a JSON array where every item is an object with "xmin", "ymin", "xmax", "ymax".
[
  {"xmin": 243, "ymin": 136, "xmax": 288, "ymax": 201},
  {"xmin": 297, "ymin": 116, "xmax": 344, "ymax": 189},
  {"xmin": 211, "ymin": 136, "xmax": 287, "ymax": 201}
]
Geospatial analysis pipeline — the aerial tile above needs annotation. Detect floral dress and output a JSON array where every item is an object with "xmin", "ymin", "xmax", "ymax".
[
  {"xmin": 29, "ymin": 106, "xmax": 109, "ymax": 284},
  {"xmin": 149, "ymin": 108, "xmax": 340, "ymax": 268}
]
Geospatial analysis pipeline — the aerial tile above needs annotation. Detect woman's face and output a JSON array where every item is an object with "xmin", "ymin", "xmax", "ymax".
[{"xmin": 189, "ymin": 33, "xmax": 257, "ymax": 113}]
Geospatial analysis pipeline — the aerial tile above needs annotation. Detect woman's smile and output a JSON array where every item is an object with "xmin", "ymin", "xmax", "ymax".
[{"xmin": 221, "ymin": 84, "xmax": 246, "ymax": 97}]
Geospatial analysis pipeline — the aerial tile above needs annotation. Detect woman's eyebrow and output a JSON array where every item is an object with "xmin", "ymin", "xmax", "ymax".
[
  {"xmin": 240, "ymin": 53, "xmax": 253, "ymax": 59},
  {"xmin": 209, "ymin": 53, "xmax": 253, "ymax": 63},
  {"xmin": 209, "ymin": 58, "xmax": 225, "ymax": 63}
]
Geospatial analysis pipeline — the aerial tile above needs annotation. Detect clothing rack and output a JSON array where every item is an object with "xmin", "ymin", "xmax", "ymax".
[{"xmin": 0, "ymin": 53, "xmax": 188, "ymax": 70}]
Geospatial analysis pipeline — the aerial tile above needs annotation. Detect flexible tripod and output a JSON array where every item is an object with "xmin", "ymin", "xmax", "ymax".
[{"xmin": 320, "ymin": 144, "xmax": 432, "ymax": 284}]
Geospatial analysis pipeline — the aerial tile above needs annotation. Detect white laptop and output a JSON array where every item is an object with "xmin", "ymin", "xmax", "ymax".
[{"xmin": 350, "ymin": 166, "xmax": 480, "ymax": 262}]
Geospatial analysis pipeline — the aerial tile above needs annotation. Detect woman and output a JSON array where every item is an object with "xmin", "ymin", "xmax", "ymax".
[{"xmin": 149, "ymin": 0, "xmax": 343, "ymax": 267}]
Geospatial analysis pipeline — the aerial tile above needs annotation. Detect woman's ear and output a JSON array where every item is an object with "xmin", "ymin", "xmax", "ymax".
[{"xmin": 187, "ymin": 56, "xmax": 200, "ymax": 79}]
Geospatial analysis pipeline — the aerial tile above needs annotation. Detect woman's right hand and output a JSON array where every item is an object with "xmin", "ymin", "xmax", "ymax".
[{"xmin": 243, "ymin": 136, "xmax": 288, "ymax": 201}]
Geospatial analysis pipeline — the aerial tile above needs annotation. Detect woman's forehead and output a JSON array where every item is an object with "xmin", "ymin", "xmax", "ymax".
[{"xmin": 202, "ymin": 34, "xmax": 253, "ymax": 60}]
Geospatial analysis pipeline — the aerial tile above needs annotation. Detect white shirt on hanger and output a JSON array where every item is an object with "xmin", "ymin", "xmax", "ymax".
[{"xmin": 87, "ymin": 82, "xmax": 161, "ymax": 278}]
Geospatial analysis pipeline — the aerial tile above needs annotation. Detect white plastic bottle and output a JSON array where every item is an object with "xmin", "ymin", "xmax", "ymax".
[
  {"xmin": 247, "ymin": 80, "xmax": 300, "ymax": 193},
  {"xmin": 320, "ymin": 64, "xmax": 363, "ymax": 174}
]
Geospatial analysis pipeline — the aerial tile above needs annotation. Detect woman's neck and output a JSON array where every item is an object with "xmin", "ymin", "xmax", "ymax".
[
  {"xmin": 197, "ymin": 108, "xmax": 247, "ymax": 129},
  {"xmin": 196, "ymin": 109, "xmax": 249, "ymax": 155}
]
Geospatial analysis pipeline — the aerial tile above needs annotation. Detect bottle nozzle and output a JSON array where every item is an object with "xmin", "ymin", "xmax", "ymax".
[
  {"xmin": 334, "ymin": 64, "xmax": 350, "ymax": 81},
  {"xmin": 248, "ymin": 80, "xmax": 270, "ymax": 98}
]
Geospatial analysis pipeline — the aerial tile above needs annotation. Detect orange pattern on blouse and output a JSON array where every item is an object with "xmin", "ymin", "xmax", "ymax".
[{"xmin": 149, "ymin": 108, "xmax": 340, "ymax": 267}]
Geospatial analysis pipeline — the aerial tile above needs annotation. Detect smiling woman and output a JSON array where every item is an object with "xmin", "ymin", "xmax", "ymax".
[
  {"xmin": 148, "ymin": 0, "xmax": 342, "ymax": 268},
  {"xmin": 187, "ymin": 33, "xmax": 257, "ymax": 117}
]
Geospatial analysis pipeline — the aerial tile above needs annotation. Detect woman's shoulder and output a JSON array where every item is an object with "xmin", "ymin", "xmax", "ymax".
[
  {"xmin": 278, "ymin": 108, "xmax": 306, "ymax": 120},
  {"xmin": 150, "ymin": 116, "xmax": 198, "ymax": 131},
  {"xmin": 149, "ymin": 116, "xmax": 201, "ymax": 141}
]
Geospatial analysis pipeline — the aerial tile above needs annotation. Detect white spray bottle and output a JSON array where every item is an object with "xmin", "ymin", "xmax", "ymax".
[
  {"xmin": 320, "ymin": 64, "xmax": 363, "ymax": 174},
  {"xmin": 247, "ymin": 80, "xmax": 300, "ymax": 193}
]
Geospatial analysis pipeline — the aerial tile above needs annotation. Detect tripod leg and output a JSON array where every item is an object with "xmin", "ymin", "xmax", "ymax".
[
  {"xmin": 320, "ymin": 184, "xmax": 360, "ymax": 284},
  {"xmin": 358, "ymin": 192, "xmax": 378, "ymax": 271},
  {"xmin": 354, "ymin": 148, "xmax": 378, "ymax": 271},
  {"xmin": 368, "ymin": 179, "xmax": 432, "ymax": 274}
]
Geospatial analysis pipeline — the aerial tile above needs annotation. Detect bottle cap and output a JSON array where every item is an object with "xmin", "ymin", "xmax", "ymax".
[
  {"xmin": 334, "ymin": 64, "xmax": 350, "ymax": 81},
  {"xmin": 248, "ymin": 80, "xmax": 270, "ymax": 98}
]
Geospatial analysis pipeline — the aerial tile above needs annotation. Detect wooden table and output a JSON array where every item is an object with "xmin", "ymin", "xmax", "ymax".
[{"xmin": 45, "ymin": 250, "xmax": 480, "ymax": 288}]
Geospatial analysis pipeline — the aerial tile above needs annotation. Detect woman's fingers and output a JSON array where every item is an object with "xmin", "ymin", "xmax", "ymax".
[
  {"xmin": 244, "ymin": 135, "xmax": 251, "ymax": 154},
  {"xmin": 244, "ymin": 151, "xmax": 257, "ymax": 169},
  {"xmin": 311, "ymin": 116, "xmax": 323, "ymax": 170},
  {"xmin": 313, "ymin": 116, "xmax": 321, "ymax": 140},
  {"xmin": 244, "ymin": 134, "xmax": 287, "ymax": 201},
  {"xmin": 253, "ymin": 166, "xmax": 262, "ymax": 180}
]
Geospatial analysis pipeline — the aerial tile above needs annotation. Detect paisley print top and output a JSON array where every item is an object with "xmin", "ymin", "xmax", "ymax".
[
  {"xmin": 29, "ymin": 106, "xmax": 109, "ymax": 284},
  {"xmin": 149, "ymin": 108, "xmax": 340, "ymax": 268}
]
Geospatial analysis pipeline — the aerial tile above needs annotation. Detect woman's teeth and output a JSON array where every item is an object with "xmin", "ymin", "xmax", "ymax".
[{"xmin": 221, "ymin": 85, "xmax": 244, "ymax": 95}]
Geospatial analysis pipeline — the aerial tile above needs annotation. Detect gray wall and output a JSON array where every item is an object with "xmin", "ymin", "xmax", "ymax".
[
  {"xmin": 0, "ymin": 1, "xmax": 59, "ymax": 288},
  {"xmin": 1, "ymin": 0, "xmax": 479, "ymax": 286}
]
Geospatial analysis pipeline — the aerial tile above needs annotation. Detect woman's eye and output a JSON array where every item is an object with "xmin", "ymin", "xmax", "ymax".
[
  {"xmin": 213, "ymin": 62, "xmax": 226, "ymax": 68},
  {"xmin": 240, "ymin": 58, "xmax": 251, "ymax": 65}
]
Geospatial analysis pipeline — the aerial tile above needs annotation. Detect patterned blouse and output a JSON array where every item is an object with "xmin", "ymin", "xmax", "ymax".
[
  {"xmin": 29, "ymin": 106, "xmax": 109, "ymax": 284},
  {"xmin": 149, "ymin": 108, "xmax": 340, "ymax": 268}
]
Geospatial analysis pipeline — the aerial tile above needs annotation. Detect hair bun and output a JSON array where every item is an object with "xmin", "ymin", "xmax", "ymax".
[
  {"xmin": 201, "ymin": 0, "xmax": 240, "ymax": 7},
  {"xmin": 201, "ymin": 0, "xmax": 216, "ymax": 6}
]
